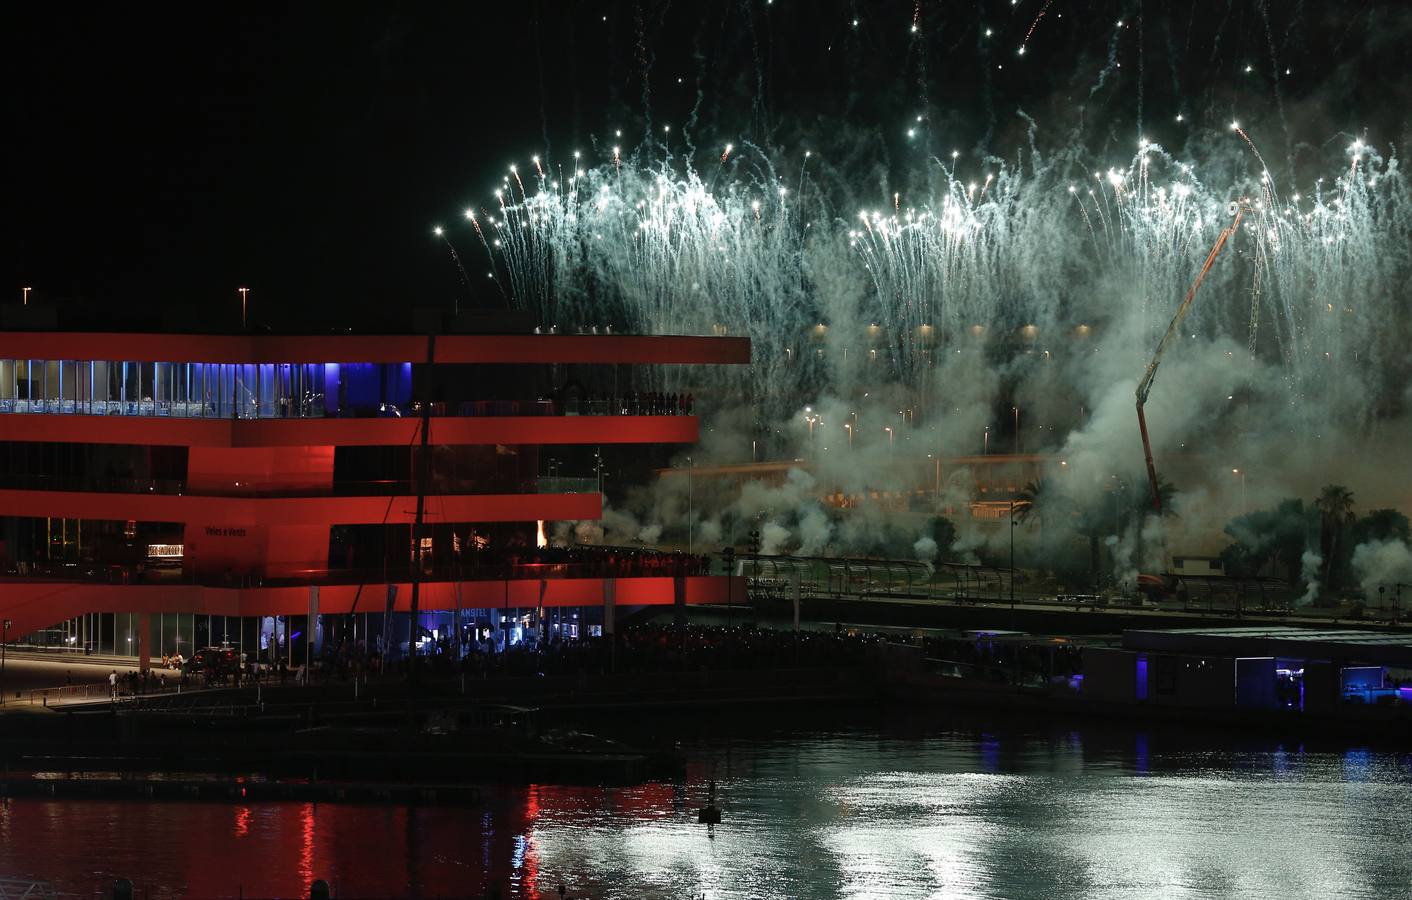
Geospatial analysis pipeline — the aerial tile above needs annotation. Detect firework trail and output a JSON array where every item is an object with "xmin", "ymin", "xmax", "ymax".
[{"xmin": 446, "ymin": 127, "xmax": 1409, "ymax": 439}]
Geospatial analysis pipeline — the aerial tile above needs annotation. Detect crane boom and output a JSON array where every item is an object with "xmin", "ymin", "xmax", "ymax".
[{"xmin": 1136, "ymin": 202, "xmax": 1246, "ymax": 512}]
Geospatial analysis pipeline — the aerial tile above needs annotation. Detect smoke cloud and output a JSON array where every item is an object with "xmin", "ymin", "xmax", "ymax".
[{"xmin": 1351, "ymin": 540, "xmax": 1412, "ymax": 609}]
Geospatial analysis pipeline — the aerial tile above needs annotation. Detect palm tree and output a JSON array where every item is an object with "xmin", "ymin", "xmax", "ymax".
[
  {"xmin": 1133, "ymin": 475, "xmax": 1179, "ymax": 522},
  {"xmin": 1013, "ymin": 478, "xmax": 1047, "ymax": 526},
  {"xmin": 1071, "ymin": 490, "xmax": 1113, "ymax": 589},
  {"xmin": 1128, "ymin": 475, "xmax": 1178, "ymax": 575},
  {"xmin": 1314, "ymin": 484, "xmax": 1356, "ymax": 588}
]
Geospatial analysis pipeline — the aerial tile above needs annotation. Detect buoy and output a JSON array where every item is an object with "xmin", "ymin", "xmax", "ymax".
[{"xmin": 696, "ymin": 780, "xmax": 722, "ymax": 824}]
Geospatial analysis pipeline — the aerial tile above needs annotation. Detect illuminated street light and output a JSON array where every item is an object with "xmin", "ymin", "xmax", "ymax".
[
  {"xmin": 1232, "ymin": 467, "xmax": 1246, "ymax": 514},
  {"xmin": 238, "ymin": 287, "xmax": 250, "ymax": 329},
  {"xmin": 22, "ymin": 286, "xmax": 31, "ymax": 306}
]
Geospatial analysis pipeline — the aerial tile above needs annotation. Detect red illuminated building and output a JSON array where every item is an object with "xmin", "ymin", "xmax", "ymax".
[{"xmin": 0, "ymin": 325, "xmax": 749, "ymax": 667}]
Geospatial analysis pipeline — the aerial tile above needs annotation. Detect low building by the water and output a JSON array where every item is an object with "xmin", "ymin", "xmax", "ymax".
[{"xmin": 1084, "ymin": 626, "xmax": 1412, "ymax": 712}]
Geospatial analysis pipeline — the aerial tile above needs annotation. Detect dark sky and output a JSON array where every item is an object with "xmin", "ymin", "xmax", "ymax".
[{"xmin": 6, "ymin": 2, "xmax": 1408, "ymax": 330}]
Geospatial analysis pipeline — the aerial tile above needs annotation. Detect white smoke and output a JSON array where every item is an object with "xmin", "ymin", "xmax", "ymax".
[
  {"xmin": 1351, "ymin": 539, "xmax": 1412, "ymax": 610},
  {"xmin": 913, "ymin": 536, "xmax": 938, "ymax": 574},
  {"xmin": 760, "ymin": 522, "xmax": 791, "ymax": 556},
  {"xmin": 1297, "ymin": 550, "xmax": 1323, "ymax": 606},
  {"xmin": 797, "ymin": 507, "xmax": 833, "ymax": 556},
  {"xmin": 696, "ymin": 519, "xmax": 723, "ymax": 545},
  {"xmin": 1108, "ymin": 532, "xmax": 1136, "ymax": 590}
]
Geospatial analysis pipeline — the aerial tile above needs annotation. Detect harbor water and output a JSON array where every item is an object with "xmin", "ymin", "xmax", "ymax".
[{"xmin": 1, "ymin": 710, "xmax": 1408, "ymax": 898}]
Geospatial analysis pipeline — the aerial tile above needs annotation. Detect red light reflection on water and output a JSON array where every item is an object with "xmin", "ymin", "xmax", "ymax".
[
  {"xmin": 299, "ymin": 802, "xmax": 316, "ymax": 885},
  {"xmin": 0, "ymin": 782, "xmax": 690, "ymax": 899}
]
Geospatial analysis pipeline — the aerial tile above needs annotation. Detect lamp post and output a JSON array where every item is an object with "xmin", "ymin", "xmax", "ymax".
[
  {"xmin": 1013, "ymin": 407, "xmax": 1020, "ymax": 455},
  {"xmin": 238, "ymin": 287, "xmax": 250, "ymax": 329},
  {"xmin": 844, "ymin": 422, "xmax": 853, "ymax": 449},
  {"xmin": 22, "ymin": 287, "xmax": 31, "ymax": 306},
  {"xmin": 1111, "ymin": 476, "xmax": 1124, "ymax": 536},
  {"xmin": 1, "ymin": 619, "xmax": 9, "ymax": 705},
  {"xmin": 983, "ymin": 426, "xmax": 989, "ymax": 455},
  {"xmin": 1231, "ymin": 468, "xmax": 1246, "ymax": 514},
  {"xmin": 1009, "ymin": 502, "xmax": 1017, "ymax": 611},
  {"xmin": 884, "ymin": 427, "xmax": 893, "ymax": 455},
  {"xmin": 722, "ymin": 547, "xmax": 736, "ymax": 629}
]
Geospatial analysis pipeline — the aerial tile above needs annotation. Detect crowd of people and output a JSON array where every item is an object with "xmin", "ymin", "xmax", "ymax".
[
  {"xmin": 446, "ymin": 545, "xmax": 712, "ymax": 579},
  {"xmin": 101, "ymin": 624, "xmax": 885, "ymax": 698},
  {"xmin": 474, "ymin": 545, "xmax": 714, "ymax": 579},
  {"xmin": 381, "ymin": 623, "xmax": 884, "ymax": 680},
  {"xmin": 555, "ymin": 390, "xmax": 695, "ymax": 416}
]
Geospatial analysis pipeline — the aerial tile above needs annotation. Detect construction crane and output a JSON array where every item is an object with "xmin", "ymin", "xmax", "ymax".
[{"xmin": 1135, "ymin": 200, "xmax": 1247, "ymax": 512}]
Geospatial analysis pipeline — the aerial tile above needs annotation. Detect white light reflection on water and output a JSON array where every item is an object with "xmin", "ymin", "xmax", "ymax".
[{"xmin": 523, "ymin": 737, "xmax": 1412, "ymax": 900}]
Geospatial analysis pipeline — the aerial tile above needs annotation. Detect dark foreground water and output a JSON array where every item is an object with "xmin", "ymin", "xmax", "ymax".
[{"xmin": 2, "ymin": 710, "xmax": 1410, "ymax": 899}]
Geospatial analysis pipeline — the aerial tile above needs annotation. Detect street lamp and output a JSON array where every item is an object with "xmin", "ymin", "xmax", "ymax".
[
  {"xmin": 22, "ymin": 287, "xmax": 31, "ymax": 306},
  {"xmin": 1009, "ymin": 502, "xmax": 1017, "ymax": 610},
  {"xmin": 1231, "ymin": 468, "xmax": 1246, "ymax": 514},
  {"xmin": 884, "ymin": 426, "xmax": 894, "ymax": 454},
  {"xmin": 238, "ymin": 287, "xmax": 250, "ymax": 329},
  {"xmin": 1013, "ymin": 407, "xmax": 1020, "ymax": 455},
  {"xmin": 844, "ymin": 422, "xmax": 853, "ymax": 449},
  {"xmin": 983, "ymin": 426, "xmax": 990, "ymax": 455},
  {"xmin": 1, "ymin": 619, "xmax": 9, "ymax": 705}
]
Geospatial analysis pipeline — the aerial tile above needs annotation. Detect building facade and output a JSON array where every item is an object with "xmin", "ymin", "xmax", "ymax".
[{"xmin": 0, "ymin": 328, "xmax": 749, "ymax": 667}]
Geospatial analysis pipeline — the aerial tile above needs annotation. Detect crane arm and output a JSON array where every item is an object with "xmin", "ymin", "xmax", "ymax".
[{"xmin": 1136, "ymin": 202, "xmax": 1246, "ymax": 511}]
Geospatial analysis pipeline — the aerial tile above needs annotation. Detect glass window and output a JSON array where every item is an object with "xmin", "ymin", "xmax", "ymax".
[
  {"xmin": 60, "ymin": 360, "xmax": 78, "ymax": 411},
  {"xmin": 153, "ymin": 362, "xmax": 170, "ymax": 415},
  {"xmin": 257, "ymin": 363, "xmax": 275, "ymax": 418},
  {"xmin": 0, "ymin": 359, "xmax": 14, "ymax": 411},
  {"xmin": 74, "ymin": 360, "xmax": 92, "ymax": 412},
  {"xmin": 138, "ymin": 362, "xmax": 155, "ymax": 414}
]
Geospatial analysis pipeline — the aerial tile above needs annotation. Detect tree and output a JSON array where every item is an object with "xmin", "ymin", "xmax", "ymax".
[
  {"xmin": 1314, "ymin": 485, "xmax": 1357, "ymax": 588},
  {"xmin": 1072, "ymin": 491, "xmax": 1113, "ymax": 589},
  {"xmin": 1131, "ymin": 475, "xmax": 1179, "ymax": 522},
  {"xmin": 926, "ymin": 516, "xmax": 958, "ymax": 564},
  {"xmin": 1128, "ymin": 475, "xmax": 1178, "ymax": 575},
  {"xmin": 1338, "ymin": 508, "xmax": 1411, "ymax": 578},
  {"xmin": 1350, "ymin": 508, "xmax": 1410, "ymax": 546},
  {"xmin": 1013, "ymin": 478, "xmax": 1050, "ymax": 527},
  {"xmin": 1222, "ymin": 498, "xmax": 1316, "ymax": 586}
]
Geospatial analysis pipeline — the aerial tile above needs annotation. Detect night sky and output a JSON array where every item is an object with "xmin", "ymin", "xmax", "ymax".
[{"xmin": 6, "ymin": 2, "xmax": 1409, "ymax": 330}]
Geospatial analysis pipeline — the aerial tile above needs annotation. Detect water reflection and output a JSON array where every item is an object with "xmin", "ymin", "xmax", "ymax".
[{"xmin": 0, "ymin": 722, "xmax": 1408, "ymax": 899}]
